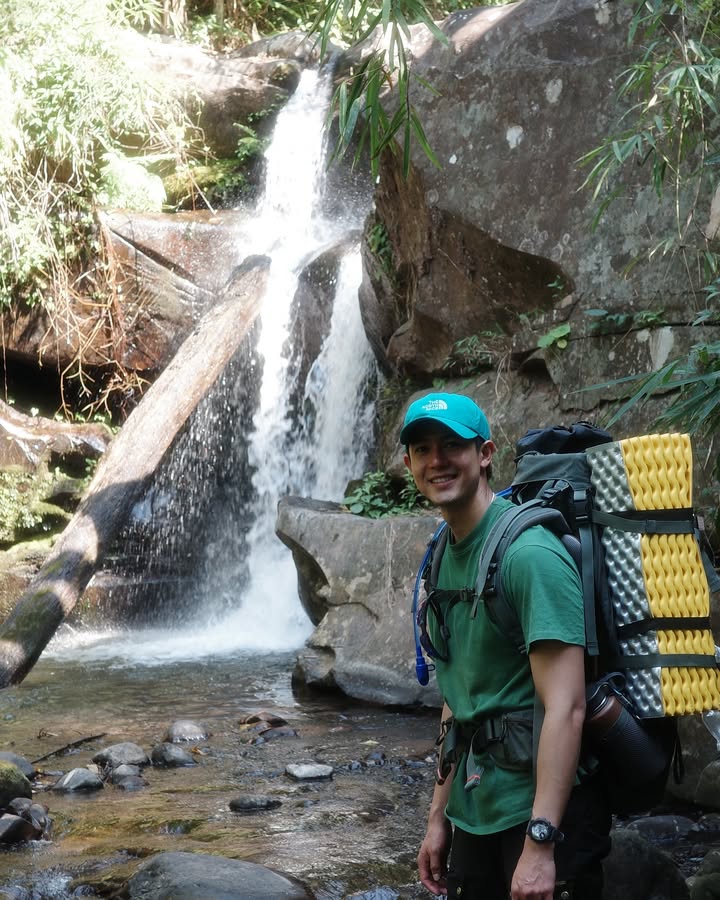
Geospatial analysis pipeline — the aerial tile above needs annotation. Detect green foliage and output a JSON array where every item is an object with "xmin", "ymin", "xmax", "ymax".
[
  {"xmin": 0, "ymin": 469, "xmax": 60, "ymax": 544},
  {"xmin": 343, "ymin": 469, "xmax": 430, "ymax": 518},
  {"xmin": 0, "ymin": 0, "xmax": 196, "ymax": 309},
  {"xmin": 579, "ymin": 0, "xmax": 720, "ymax": 487},
  {"xmin": 579, "ymin": 0, "xmax": 719, "ymax": 257},
  {"xmin": 309, "ymin": 1, "xmax": 492, "ymax": 177},
  {"xmin": 537, "ymin": 322, "xmax": 571, "ymax": 350},
  {"xmin": 442, "ymin": 333, "xmax": 497, "ymax": 375},
  {"xmin": 584, "ymin": 307, "xmax": 667, "ymax": 332},
  {"xmin": 367, "ymin": 221, "xmax": 394, "ymax": 277}
]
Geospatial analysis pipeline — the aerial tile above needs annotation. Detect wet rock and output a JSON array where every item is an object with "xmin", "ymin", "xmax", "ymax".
[
  {"xmin": 111, "ymin": 764, "xmax": 141, "ymax": 782},
  {"xmin": 0, "ymin": 887, "xmax": 31, "ymax": 899},
  {"xmin": 695, "ymin": 849, "xmax": 720, "ymax": 877},
  {"xmin": 126, "ymin": 850, "xmax": 310, "ymax": 899},
  {"xmin": 625, "ymin": 814, "xmax": 696, "ymax": 845},
  {"xmin": 347, "ymin": 889, "xmax": 399, "ymax": 900},
  {"xmin": 0, "ymin": 753, "xmax": 35, "ymax": 780},
  {"xmin": 689, "ymin": 874, "xmax": 720, "ymax": 900},
  {"xmin": 51, "ymin": 768, "xmax": 104, "ymax": 793},
  {"xmin": 696, "ymin": 760, "xmax": 720, "ymax": 810},
  {"xmin": 602, "ymin": 829, "xmax": 690, "ymax": 900},
  {"xmin": 0, "ymin": 762, "xmax": 32, "ymax": 807},
  {"xmin": 689, "ymin": 816, "xmax": 720, "ymax": 844},
  {"xmin": 251, "ymin": 726, "xmax": 298, "ymax": 744},
  {"xmin": 365, "ymin": 750, "xmax": 386, "ymax": 767},
  {"xmin": 285, "ymin": 763, "xmax": 333, "ymax": 781},
  {"xmin": 151, "ymin": 743, "xmax": 197, "ymax": 768},
  {"xmin": 239, "ymin": 711, "xmax": 288, "ymax": 727},
  {"xmin": 229, "ymin": 795, "xmax": 282, "ymax": 813},
  {"xmin": 7, "ymin": 799, "xmax": 51, "ymax": 837},
  {"xmin": 163, "ymin": 720, "xmax": 209, "ymax": 743},
  {"xmin": 93, "ymin": 742, "xmax": 150, "ymax": 768},
  {"xmin": 114, "ymin": 776, "xmax": 147, "ymax": 792},
  {"xmin": 0, "ymin": 814, "xmax": 39, "ymax": 843}
]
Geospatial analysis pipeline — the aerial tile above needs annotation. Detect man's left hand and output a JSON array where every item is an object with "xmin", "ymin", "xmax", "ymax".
[{"xmin": 510, "ymin": 841, "xmax": 556, "ymax": 900}]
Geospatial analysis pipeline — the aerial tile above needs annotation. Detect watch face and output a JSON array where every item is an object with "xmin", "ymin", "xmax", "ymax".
[{"xmin": 532, "ymin": 822, "xmax": 550, "ymax": 840}]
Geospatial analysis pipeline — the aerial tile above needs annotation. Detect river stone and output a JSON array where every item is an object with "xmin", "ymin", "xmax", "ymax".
[
  {"xmin": 151, "ymin": 743, "xmax": 196, "ymax": 767},
  {"xmin": 114, "ymin": 775, "xmax": 147, "ymax": 792},
  {"xmin": 228, "ymin": 795, "xmax": 282, "ymax": 813},
  {"xmin": 93, "ymin": 742, "xmax": 150, "ymax": 768},
  {"xmin": 625, "ymin": 814, "xmax": 696, "ymax": 845},
  {"xmin": 0, "ymin": 753, "xmax": 34, "ymax": 780},
  {"xmin": 285, "ymin": 763, "xmax": 333, "ymax": 781},
  {"xmin": 695, "ymin": 849, "xmax": 720, "ymax": 877},
  {"xmin": 163, "ymin": 720, "xmax": 209, "ymax": 743},
  {"xmin": 0, "ymin": 814, "xmax": 39, "ymax": 843},
  {"xmin": 0, "ymin": 762, "xmax": 32, "ymax": 807},
  {"xmin": 111, "ymin": 764, "xmax": 141, "ymax": 781},
  {"xmin": 51, "ymin": 768, "xmax": 104, "ymax": 793},
  {"xmin": 7, "ymin": 800, "xmax": 50, "ymax": 836},
  {"xmin": 696, "ymin": 760, "xmax": 720, "ymax": 810},
  {"xmin": 690, "ymin": 873, "xmax": 720, "ymax": 900},
  {"xmin": 126, "ymin": 850, "xmax": 309, "ymax": 899},
  {"xmin": 602, "ymin": 829, "xmax": 690, "ymax": 900},
  {"xmin": 689, "ymin": 816, "xmax": 720, "ymax": 844}
]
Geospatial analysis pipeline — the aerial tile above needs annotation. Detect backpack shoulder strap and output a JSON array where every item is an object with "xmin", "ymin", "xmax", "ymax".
[
  {"xmin": 470, "ymin": 501, "xmax": 577, "ymax": 655},
  {"xmin": 424, "ymin": 522, "xmax": 449, "ymax": 591}
]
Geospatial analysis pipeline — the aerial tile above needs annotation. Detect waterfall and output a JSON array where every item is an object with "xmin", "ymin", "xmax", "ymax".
[{"xmin": 46, "ymin": 67, "xmax": 376, "ymax": 664}]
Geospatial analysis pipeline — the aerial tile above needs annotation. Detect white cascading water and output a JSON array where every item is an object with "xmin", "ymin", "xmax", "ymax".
[{"xmin": 46, "ymin": 68, "xmax": 376, "ymax": 664}]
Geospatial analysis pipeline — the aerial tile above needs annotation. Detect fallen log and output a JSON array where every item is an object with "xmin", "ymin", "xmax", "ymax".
[{"xmin": 0, "ymin": 256, "xmax": 270, "ymax": 687}]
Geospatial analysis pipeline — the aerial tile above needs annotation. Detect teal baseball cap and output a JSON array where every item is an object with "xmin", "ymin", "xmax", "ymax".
[{"xmin": 400, "ymin": 392, "xmax": 491, "ymax": 444}]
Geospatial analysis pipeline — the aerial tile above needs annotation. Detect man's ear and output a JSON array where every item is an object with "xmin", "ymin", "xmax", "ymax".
[
  {"xmin": 403, "ymin": 452, "xmax": 411, "ymax": 470},
  {"xmin": 479, "ymin": 440, "xmax": 496, "ymax": 468}
]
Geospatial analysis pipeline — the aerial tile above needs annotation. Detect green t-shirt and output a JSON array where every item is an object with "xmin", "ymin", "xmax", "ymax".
[{"xmin": 431, "ymin": 496, "xmax": 584, "ymax": 835}]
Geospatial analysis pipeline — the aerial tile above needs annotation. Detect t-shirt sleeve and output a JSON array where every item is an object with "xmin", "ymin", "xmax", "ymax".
[{"xmin": 501, "ymin": 529, "xmax": 585, "ymax": 651}]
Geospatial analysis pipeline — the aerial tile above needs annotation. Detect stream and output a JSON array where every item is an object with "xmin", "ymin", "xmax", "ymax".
[{"xmin": 0, "ymin": 630, "xmax": 438, "ymax": 898}]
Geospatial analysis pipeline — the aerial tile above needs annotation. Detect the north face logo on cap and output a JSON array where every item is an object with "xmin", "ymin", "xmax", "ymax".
[{"xmin": 422, "ymin": 399, "xmax": 448, "ymax": 412}]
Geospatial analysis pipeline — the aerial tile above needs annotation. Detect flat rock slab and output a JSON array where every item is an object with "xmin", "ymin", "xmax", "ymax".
[
  {"xmin": 285, "ymin": 763, "xmax": 333, "ymax": 781},
  {"xmin": 126, "ymin": 850, "xmax": 310, "ymax": 899}
]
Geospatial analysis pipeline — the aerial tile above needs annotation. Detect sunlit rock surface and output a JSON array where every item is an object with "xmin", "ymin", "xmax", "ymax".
[{"xmin": 277, "ymin": 496, "xmax": 442, "ymax": 708}]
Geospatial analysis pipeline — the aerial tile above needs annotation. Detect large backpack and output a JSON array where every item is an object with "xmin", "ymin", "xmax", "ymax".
[{"xmin": 413, "ymin": 422, "xmax": 720, "ymax": 814}]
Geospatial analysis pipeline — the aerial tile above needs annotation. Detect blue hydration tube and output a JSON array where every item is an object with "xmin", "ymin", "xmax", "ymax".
[
  {"xmin": 412, "ymin": 486, "xmax": 513, "ymax": 686},
  {"xmin": 413, "ymin": 522, "xmax": 446, "ymax": 685}
]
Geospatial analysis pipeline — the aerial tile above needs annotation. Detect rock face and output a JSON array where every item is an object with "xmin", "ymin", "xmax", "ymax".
[
  {"xmin": 276, "ymin": 496, "xmax": 442, "ymax": 708},
  {"xmin": 357, "ymin": 0, "xmax": 718, "ymax": 415}
]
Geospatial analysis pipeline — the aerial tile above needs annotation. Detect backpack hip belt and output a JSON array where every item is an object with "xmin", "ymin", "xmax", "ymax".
[{"xmin": 436, "ymin": 708, "xmax": 535, "ymax": 791}]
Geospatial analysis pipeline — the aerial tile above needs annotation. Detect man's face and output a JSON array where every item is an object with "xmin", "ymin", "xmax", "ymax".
[{"xmin": 404, "ymin": 424, "xmax": 488, "ymax": 511}]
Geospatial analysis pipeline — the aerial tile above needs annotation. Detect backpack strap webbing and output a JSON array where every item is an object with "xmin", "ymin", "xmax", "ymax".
[
  {"xmin": 613, "ymin": 652, "xmax": 720, "ymax": 669},
  {"xmin": 591, "ymin": 509, "xmax": 695, "ymax": 534}
]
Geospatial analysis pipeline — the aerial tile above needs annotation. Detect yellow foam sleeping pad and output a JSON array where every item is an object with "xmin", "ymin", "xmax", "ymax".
[{"xmin": 587, "ymin": 433, "xmax": 720, "ymax": 717}]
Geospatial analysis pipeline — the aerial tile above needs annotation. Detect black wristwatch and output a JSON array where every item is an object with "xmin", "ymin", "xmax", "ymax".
[{"xmin": 526, "ymin": 817, "xmax": 564, "ymax": 843}]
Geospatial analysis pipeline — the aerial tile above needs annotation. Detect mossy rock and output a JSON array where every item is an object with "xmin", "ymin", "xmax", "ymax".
[{"xmin": 0, "ymin": 761, "xmax": 32, "ymax": 808}]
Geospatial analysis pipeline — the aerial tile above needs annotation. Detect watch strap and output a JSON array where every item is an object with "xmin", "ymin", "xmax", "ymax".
[{"xmin": 526, "ymin": 817, "xmax": 565, "ymax": 843}]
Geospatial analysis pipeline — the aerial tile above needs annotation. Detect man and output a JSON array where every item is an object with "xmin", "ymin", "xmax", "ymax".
[{"xmin": 402, "ymin": 392, "xmax": 611, "ymax": 900}]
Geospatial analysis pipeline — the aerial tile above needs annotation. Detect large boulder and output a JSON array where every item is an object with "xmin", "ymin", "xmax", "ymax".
[
  {"xmin": 126, "ymin": 851, "xmax": 310, "ymax": 899},
  {"xmin": 118, "ymin": 31, "xmax": 320, "ymax": 157},
  {"xmin": 356, "ymin": 0, "xmax": 716, "ymax": 417},
  {"xmin": 276, "ymin": 496, "xmax": 442, "ymax": 707}
]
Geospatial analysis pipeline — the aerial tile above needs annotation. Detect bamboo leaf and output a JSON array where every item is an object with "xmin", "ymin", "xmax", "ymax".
[{"xmin": 410, "ymin": 109, "xmax": 441, "ymax": 168}]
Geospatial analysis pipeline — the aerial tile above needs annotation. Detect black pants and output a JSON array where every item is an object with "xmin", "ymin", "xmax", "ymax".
[{"xmin": 446, "ymin": 776, "xmax": 612, "ymax": 900}]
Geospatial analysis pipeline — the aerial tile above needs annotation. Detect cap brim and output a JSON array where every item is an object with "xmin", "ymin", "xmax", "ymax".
[{"xmin": 401, "ymin": 417, "xmax": 477, "ymax": 444}]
